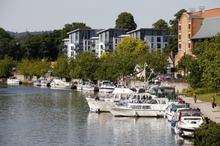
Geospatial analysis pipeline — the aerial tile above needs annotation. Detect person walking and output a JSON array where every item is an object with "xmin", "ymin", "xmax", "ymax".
[
  {"xmin": 212, "ymin": 94, "xmax": 216, "ymax": 108},
  {"xmin": 194, "ymin": 93, "xmax": 197, "ymax": 103}
]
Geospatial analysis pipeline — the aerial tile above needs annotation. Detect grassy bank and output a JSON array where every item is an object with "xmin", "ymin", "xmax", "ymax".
[{"xmin": 182, "ymin": 88, "xmax": 220, "ymax": 105}]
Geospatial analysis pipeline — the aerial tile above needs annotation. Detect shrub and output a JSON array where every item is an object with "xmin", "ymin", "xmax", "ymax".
[{"xmin": 194, "ymin": 122, "xmax": 220, "ymax": 146}]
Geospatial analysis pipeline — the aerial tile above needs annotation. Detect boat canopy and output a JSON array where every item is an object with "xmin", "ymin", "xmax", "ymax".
[{"xmin": 112, "ymin": 88, "xmax": 134, "ymax": 95}]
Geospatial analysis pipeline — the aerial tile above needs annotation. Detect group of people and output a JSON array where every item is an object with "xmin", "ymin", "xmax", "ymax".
[{"xmin": 194, "ymin": 93, "xmax": 217, "ymax": 109}]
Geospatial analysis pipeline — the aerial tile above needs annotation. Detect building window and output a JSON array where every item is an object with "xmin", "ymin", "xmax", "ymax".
[
  {"xmin": 157, "ymin": 37, "xmax": 161, "ymax": 42},
  {"xmin": 179, "ymin": 44, "xmax": 181, "ymax": 50},
  {"xmin": 188, "ymin": 24, "xmax": 191, "ymax": 29},
  {"xmin": 157, "ymin": 43, "xmax": 161, "ymax": 48},
  {"xmin": 179, "ymin": 34, "xmax": 181, "ymax": 39},
  {"xmin": 188, "ymin": 34, "xmax": 191, "ymax": 38},
  {"xmin": 151, "ymin": 37, "xmax": 154, "ymax": 42},
  {"xmin": 151, "ymin": 43, "xmax": 154, "ymax": 48},
  {"xmin": 188, "ymin": 43, "xmax": 191, "ymax": 48},
  {"xmin": 178, "ymin": 25, "xmax": 181, "ymax": 30}
]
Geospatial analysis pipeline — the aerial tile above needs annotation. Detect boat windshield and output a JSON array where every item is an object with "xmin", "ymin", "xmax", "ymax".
[
  {"xmin": 171, "ymin": 104, "xmax": 189, "ymax": 112},
  {"xmin": 183, "ymin": 117, "xmax": 202, "ymax": 121}
]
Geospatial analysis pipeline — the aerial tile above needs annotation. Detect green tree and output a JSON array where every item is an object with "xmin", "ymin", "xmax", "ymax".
[
  {"xmin": 177, "ymin": 54, "xmax": 194, "ymax": 76},
  {"xmin": 114, "ymin": 37, "xmax": 148, "ymax": 78},
  {"xmin": 0, "ymin": 27, "xmax": 14, "ymax": 59},
  {"xmin": 152, "ymin": 19, "xmax": 169, "ymax": 30},
  {"xmin": 115, "ymin": 12, "xmax": 137, "ymax": 31},
  {"xmin": 169, "ymin": 9, "xmax": 187, "ymax": 34},
  {"xmin": 95, "ymin": 53, "xmax": 118, "ymax": 81},
  {"xmin": 52, "ymin": 55, "xmax": 70, "ymax": 79},
  {"xmin": 18, "ymin": 59, "xmax": 50, "ymax": 79},
  {"xmin": 74, "ymin": 52, "xmax": 99, "ymax": 81},
  {"xmin": 0, "ymin": 56, "xmax": 14, "ymax": 78}
]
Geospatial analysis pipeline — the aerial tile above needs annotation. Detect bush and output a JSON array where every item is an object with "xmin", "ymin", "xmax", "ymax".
[{"xmin": 194, "ymin": 122, "xmax": 220, "ymax": 146}]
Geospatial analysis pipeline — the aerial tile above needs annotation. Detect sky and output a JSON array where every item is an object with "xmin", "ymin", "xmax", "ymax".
[{"xmin": 0, "ymin": 0, "xmax": 220, "ymax": 32}]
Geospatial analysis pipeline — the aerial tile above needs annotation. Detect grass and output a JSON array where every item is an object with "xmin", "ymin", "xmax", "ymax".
[
  {"xmin": 182, "ymin": 88, "xmax": 220, "ymax": 105},
  {"xmin": 197, "ymin": 92, "xmax": 220, "ymax": 105}
]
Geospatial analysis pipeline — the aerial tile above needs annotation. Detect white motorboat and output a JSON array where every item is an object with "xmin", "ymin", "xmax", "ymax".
[
  {"xmin": 33, "ymin": 80, "xmax": 41, "ymax": 86},
  {"xmin": 77, "ymin": 81, "xmax": 95, "ymax": 91},
  {"xmin": 165, "ymin": 103, "xmax": 190, "ymax": 122},
  {"xmin": 50, "ymin": 78, "xmax": 71, "ymax": 89},
  {"xmin": 86, "ymin": 88, "xmax": 135, "ymax": 112},
  {"xmin": 99, "ymin": 81, "xmax": 115, "ymax": 93},
  {"xmin": 7, "ymin": 77, "xmax": 21, "ymax": 85},
  {"xmin": 110, "ymin": 98, "xmax": 170, "ymax": 117},
  {"xmin": 171, "ymin": 108, "xmax": 203, "ymax": 137},
  {"xmin": 33, "ymin": 79, "xmax": 49, "ymax": 87},
  {"xmin": 86, "ymin": 95, "xmax": 115, "ymax": 112}
]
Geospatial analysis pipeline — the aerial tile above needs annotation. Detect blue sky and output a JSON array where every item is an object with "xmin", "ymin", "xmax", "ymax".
[{"xmin": 0, "ymin": 0, "xmax": 220, "ymax": 32}]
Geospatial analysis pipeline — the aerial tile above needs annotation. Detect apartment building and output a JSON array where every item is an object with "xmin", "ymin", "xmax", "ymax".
[
  {"xmin": 66, "ymin": 29, "xmax": 101, "ymax": 58},
  {"xmin": 97, "ymin": 28, "xmax": 126, "ymax": 57},
  {"xmin": 175, "ymin": 7, "xmax": 220, "ymax": 65},
  {"xmin": 126, "ymin": 28, "xmax": 169, "ymax": 52}
]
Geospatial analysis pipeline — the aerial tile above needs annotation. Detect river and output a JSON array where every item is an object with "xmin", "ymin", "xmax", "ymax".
[{"xmin": 0, "ymin": 86, "xmax": 192, "ymax": 146}]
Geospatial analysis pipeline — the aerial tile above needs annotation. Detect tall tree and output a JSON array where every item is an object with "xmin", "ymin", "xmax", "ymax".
[
  {"xmin": 169, "ymin": 9, "xmax": 187, "ymax": 35},
  {"xmin": 114, "ymin": 37, "xmax": 148, "ymax": 78},
  {"xmin": 115, "ymin": 12, "xmax": 137, "ymax": 31},
  {"xmin": 152, "ymin": 19, "xmax": 169, "ymax": 30},
  {"xmin": 0, "ymin": 56, "xmax": 14, "ymax": 78}
]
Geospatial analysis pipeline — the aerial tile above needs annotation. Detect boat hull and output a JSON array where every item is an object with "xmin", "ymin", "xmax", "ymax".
[
  {"xmin": 86, "ymin": 98, "xmax": 115, "ymax": 112},
  {"xmin": 110, "ymin": 108, "xmax": 164, "ymax": 117}
]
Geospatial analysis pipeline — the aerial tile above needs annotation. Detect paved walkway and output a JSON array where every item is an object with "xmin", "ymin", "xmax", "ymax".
[{"xmin": 182, "ymin": 97, "xmax": 220, "ymax": 123}]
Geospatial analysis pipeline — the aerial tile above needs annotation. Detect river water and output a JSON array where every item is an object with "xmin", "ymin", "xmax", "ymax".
[{"xmin": 0, "ymin": 86, "xmax": 192, "ymax": 146}]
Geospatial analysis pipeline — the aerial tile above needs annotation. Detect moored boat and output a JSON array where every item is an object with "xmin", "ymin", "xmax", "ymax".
[
  {"xmin": 172, "ymin": 108, "xmax": 204, "ymax": 137},
  {"xmin": 86, "ymin": 87, "xmax": 134, "ymax": 112},
  {"xmin": 50, "ymin": 78, "xmax": 71, "ymax": 89},
  {"xmin": 77, "ymin": 81, "xmax": 95, "ymax": 91},
  {"xmin": 7, "ymin": 77, "xmax": 21, "ymax": 85},
  {"xmin": 98, "ymin": 81, "xmax": 115, "ymax": 93},
  {"xmin": 110, "ymin": 98, "xmax": 170, "ymax": 117},
  {"xmin": 165, "ymin": 103, "xmax": 190, "ymax": 122}
]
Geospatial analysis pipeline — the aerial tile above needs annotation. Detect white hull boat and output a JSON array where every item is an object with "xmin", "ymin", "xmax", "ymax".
[
  {"xmin": 172, "ymin": 109, "xmax": 203, "ymax": 137},
  {"xmin": 7, "ymin": 78, "xmax": 21, "ymax": 85},
  {"xmin": 110, "ymin": 107, "xmax": 164, "ymax": 117},
  {"xmin": 50, "ymin": 79, "xmax": 71, "ymax": 89},
  {"xmin": 99, "ymin": 81, "xmax": 115, "ymax": 93},
  {"xmin": 86, "ymin": 98, "xmax": 115, "ymax": 112},
  {"xmin": 77, "ymin": 81, "xmax": 95, "ymax": 91},
  {"xmin": 110, "ymin": 98, "xmax": 170, "ymax": 117}
]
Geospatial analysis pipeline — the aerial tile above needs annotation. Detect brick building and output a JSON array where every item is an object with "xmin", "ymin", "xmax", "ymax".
[{"xmin": 175, "ymin": 8, "xmax": 220, "ymax": 65}]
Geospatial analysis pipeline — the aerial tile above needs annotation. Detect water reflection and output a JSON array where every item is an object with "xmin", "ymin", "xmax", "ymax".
[{"xmin": 0, "ymin": 86, "xmax": 192, "ymax": 146}]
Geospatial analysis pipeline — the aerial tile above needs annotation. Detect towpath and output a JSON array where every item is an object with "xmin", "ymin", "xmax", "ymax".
[{"xmin": 182, "ymin": 97, "xmax": 220, "ymax": 123}]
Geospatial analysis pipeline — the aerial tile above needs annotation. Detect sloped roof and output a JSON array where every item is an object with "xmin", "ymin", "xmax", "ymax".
[{"xmin": 192, "ymin": 17, "xmax": 220, "ymax": 39}]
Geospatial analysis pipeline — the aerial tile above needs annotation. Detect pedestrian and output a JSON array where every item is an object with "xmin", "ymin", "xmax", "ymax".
[
  {"xmin": 212, "ymin": 94, "xmax": 216, "ymax": 108},
  {"xmin": 194, "ymin": 93, "xmax": 197, "ymax": 103}
]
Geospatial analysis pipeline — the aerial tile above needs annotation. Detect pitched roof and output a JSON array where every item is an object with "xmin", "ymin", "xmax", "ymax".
[{"xmin": 192, "ymin": 17, "xmax": 220, "ymax": 39}]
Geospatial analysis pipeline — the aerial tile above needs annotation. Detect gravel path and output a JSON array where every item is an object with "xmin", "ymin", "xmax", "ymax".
[{"xmin": 182, "ymin": 97, "xmax": 220, "ymax": 123}]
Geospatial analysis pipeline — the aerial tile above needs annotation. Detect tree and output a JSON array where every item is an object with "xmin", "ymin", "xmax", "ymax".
[
  {"xmin": 0, "ymin": 27, "xmax": 14, "ymax": 59},
  {"xmin": 115, "ymin": 12, "xmax": 137, "ymax": 31},
  {"xmin": 114, "ymin": 37, "xmax": 148, "ymax": 78},
  {"xmin": 52, "ymin": 55, "xmax": 70, "ymax": 79},
  {"xmin": 169, "ymin": 9, "xmax": 187, "ymax": 34},
  {"xmin": 18, "ymin": 59, "xmax": 50, "ymax": 79},
  {"xmin": 0, "ymin": 56, "xmax": 14, "ymax": 78},
  {"xmin": 95, "ymin": 53, "xmax": 118, "ymax": 81},
  {"xmin": 153, "ymin": 19, "xmax": 169, "ymax": 30},
  {"xmin": 177, "ymin": 54, "xmax": 194, "ymax": 76},
  {"xmin": 73, "ymin": 52, "xmax": 99, "ymax": 81},
  {"xmin": 184, "ymin": 35, "xmax": 220, "ymax": 90}
]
